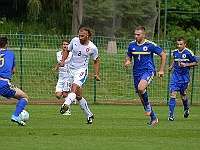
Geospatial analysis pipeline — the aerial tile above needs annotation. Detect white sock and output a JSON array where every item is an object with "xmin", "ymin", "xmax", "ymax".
[
  {"xmin": 64, "ymin": 93, "xmax": 76, "ymax": 106},
  {"xmin": 63, "ymin": 96, "xmax": 70, "ymax": 112},
  {"xmin": 78, "ymin": 97, "xmax": 93, "ymax": 117}
]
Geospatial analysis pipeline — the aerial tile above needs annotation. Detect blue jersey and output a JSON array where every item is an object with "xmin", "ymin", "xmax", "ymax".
[
  {"xmin": 171, "ymin": 48, "xmax": 198, "ymax": 83},
  {"xmin": 0, "ymin": 49, "xmax": 16, "ymax": 80},
  {"xmin": 126, "ymin": 39, "xmax": 163, "ymax": 76}
]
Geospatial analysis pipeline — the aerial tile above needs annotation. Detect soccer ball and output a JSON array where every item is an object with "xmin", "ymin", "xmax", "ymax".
[{"xmin": 19, "ymin": 110, "xmax": 29, "ymax": 122}]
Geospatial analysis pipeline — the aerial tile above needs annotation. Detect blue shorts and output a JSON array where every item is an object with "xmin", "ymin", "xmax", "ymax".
[
  {"xmin": 0, "ymin": 80, "xmax": 16, "ymax": 99},
  {"xmin": 170, "ymin": 80, "xmax": 188, "ymax": 96},
  {"xmin": 134, "ymin": 71, "xmax": 155, "ymax": 92}
]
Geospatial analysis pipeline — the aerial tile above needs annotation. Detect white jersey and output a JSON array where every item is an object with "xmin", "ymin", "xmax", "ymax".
[
  {"xmin": 56, "ymin": 51, "xmax": 72, "ymax": 79},
  {"xmin": 68, "ymin": 37, "xmax": 98, "ymax": 70}
]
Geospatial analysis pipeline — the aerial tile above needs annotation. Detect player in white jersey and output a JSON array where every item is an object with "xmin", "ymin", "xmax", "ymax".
[
  {"xmin": 52, "ymin": 39, "xmax": 72, "ymax": 115},
  {"xmin": 59, "ymin": 27, "xmax": 100, "ymax": 124}
]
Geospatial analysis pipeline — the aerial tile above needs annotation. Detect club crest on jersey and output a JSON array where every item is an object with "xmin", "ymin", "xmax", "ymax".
[
  {"xmin": 86, "ymin": 48, "xmax": 90, "ymax": 52},
  {"xmin": 182, "ymin": 54, "xmax": 186, "ymax": 58},
  {"xmin": 143, "ymin": 46, "xmax": 148, "ymax": 51}
]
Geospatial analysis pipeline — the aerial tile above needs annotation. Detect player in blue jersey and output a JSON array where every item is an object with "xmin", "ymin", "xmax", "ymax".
[
  {"xmin": 168, "ymin": 37, "xmax": 198, "ymax": 121},
  {"xmin": 125, "ymin": 26, "xmax": 166, "ymax": 126},
  {"xmin": 0, "ymin": 37, "xmax": 28, "ymax": 126}
]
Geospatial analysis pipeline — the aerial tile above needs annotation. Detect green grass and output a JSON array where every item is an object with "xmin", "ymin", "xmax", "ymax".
[{"xmin": 0, "ymin": 104, "xmax": 200, "ymax": 150}]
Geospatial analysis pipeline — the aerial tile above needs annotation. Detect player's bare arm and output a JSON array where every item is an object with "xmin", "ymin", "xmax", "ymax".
[
  {"xmin": 125, "ymin": 55, "xmax": 132, "ymax": 68},
  {"xmin": 180, "ymin": 61, "xmax": 198, "ymax": 67},
  {"xmin": 94, "ymin": 58, "xmax": 100, "ymax": 81},
  {"xmin": 52, "ymin": 63, "xmax": 59, "ymax": 73},
  {"xmin": 12, "ymin": 66, "xmax": 16, "ymax": 74},
  {"xmin": 60, "ymin": 50, "xmax": 69, "ymax": 67},
  {"xmin": 158, "ymin": 51, "xmax": 166, "ymax": 77},
  {"xmin": 168, "ymin": 59, "xmax": 174, "ymax": 71}
]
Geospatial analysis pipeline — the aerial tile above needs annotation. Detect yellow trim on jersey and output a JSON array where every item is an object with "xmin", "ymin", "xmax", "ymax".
[
  {"xmin": 145, "ymin": 39, "xmax": 157, "ymax": 46},
  {"xmin": 185, "ymin": 48, "xmax": 195, "ymax": 56},
  {"xmin": 129, "ymin": 39, "xmax": 157, "ymax": 46},
  {"xmin": 132, "ymin": 52, "xmax": 151, "ymax": 54},
  {"xmin": 174, "ymin": 48, "xmax": 195, "ymax": 56}
]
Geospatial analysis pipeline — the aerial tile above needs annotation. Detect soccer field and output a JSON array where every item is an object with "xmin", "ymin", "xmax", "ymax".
[{"xmin": 0, "ymin": 104, "xmax": 200, "ymax": 150}]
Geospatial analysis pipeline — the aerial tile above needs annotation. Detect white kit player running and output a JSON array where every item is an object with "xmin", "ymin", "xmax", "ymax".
[
  {"xmin": 59, "ymin": 27, "xmax": 100, "ymax": 124},
  {"xmin": 52, "ymin": 39, "xmax": 72, "ymax": 115}
]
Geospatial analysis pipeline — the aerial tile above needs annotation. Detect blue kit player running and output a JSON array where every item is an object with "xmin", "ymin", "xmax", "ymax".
[
  {"xmin": 168, "ymin": 37, "xmax": 198, "ymax": 121},
  {"xmin": 125, "ymin": 26, "xmax": 166, "ymax": 126},
  {"xmin": 0, "ymin": 37, "xmax": 28, "ymax": 126}
]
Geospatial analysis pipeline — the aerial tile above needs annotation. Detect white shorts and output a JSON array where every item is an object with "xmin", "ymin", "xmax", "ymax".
[
  {"xmin": 55, "ymin": 77, "xmax": 71, "ymax": 93},
  {"xmin": 69, "ymin": 68, "xmax": 88, "ymax": 87}
]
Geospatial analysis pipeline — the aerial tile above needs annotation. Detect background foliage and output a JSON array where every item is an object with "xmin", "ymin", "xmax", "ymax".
[{"xmin": 1, "ymin": 0, "xmax": 200, "ymax": 46}]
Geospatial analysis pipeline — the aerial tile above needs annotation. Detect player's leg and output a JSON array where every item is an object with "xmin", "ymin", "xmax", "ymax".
[
  {"xmin": 0, "ymin": 81, "xmax": 26, "ymax": 125},
  {"xmin": 56, "ymin": 79, "xmax": 71, "ymax": 115},
  {"xmin": 180, "ymin": 83, "xmax": 189, "ymax": 118},
  {"xmin": 63, "ymin": 80, "xmax": 72, "ymax": 114},
  {"xmin": 55, "ymin": 79, "xmax": 64, "ymax": 99},
  {"xmin": 136, "ymin": 73, "xmax": 158, "ymax": 126},
  {"xmin": 168, "ymin": 92, "xmax": 177, "ymax": 121},
  {"xmin": 168, "ymin": 81, "xmax": 179, "ymax": 121},
  {"xmin": 12, "ymin": 87, "xmax": 28, "ymax": 113},
  {"xmin": 76, "ymin": 89, "xmax": 94, "ymax": 124},
  {"xmin": 12, "ymin": 86, "xmax": 28, "ymax": 126},
  {"xmin": 60, "ymin": 69, "xmax": 87, "ymax": 114},
  {"xmin": 56, "ymin": 92, "xmax": 63, "ymax": 99},
  {"xmin": 61, "ymin": 83, "xmax": 78, "ymax": 112},
  {"xmin": 137, "ymin": 72, "xmax": 154, "ymax": 116},
  {"xmin": 62, "ymin": 91, "xmax": 71, "ymax": 115}
]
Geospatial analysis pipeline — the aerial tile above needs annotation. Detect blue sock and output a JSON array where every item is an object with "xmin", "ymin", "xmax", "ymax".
[
  {"xmin": 182, "ymin": 97, "xmax": 189, "ymax": 111},
  {"xmin": 14, "ymin": 98, "xmax": 28, "ymax": 116},
  {"xmin": 169, "ymin": 97, "xmax": 176, "ymax": 117},
  {"xmin": 150, "ymin": 109, "xmax": 156, "ymax": 120}
]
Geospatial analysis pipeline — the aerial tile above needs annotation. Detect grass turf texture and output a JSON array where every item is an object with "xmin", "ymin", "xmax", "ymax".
[{"xmin": 0, "ymin": 104, "xmax": 200, "ymax": 150}]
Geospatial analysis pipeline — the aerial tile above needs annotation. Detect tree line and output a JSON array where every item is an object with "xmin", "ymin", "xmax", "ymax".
[{"xmin": 0, "ymin": 0, "xmax": 200, "ymax": 46}]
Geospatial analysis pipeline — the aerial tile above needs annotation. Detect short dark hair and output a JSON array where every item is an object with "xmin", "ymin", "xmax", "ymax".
[
  {"xmin": 62, "ymin": 39, "xmax": 70, "ymax": 44},
  {"xmin": 135, "ymin": 26, "xmax": 146, "ymax": 33},
  {"xmin": 0, "ymin": 37, "xmax": 8, "ymax": 48},
  {"xmin": 177, "ymin": 37, "xmax": 186, "ymax": 44}
]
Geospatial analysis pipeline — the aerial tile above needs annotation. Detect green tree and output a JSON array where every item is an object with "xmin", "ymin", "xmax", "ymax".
[
  {"xmin": 158, "ymin": 0, "xmax": 200, "ymax": 47},
  {"xmin": 0, "ymin": 0, "xmax": 72, "ymax": 35},
  {"xmin": 83, "ymin": 0, "xmax": 157, "ymax": 39},
  {"xmin": 27, "ymin": 0, "xmax": 42, "ymax": 23}
]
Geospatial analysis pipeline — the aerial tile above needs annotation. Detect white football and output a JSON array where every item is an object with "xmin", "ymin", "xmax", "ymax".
[{"xmin": 19, "ymin": 110, "xmax": 29, "ymax": 122}]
